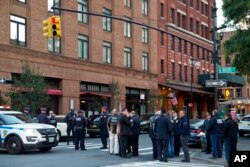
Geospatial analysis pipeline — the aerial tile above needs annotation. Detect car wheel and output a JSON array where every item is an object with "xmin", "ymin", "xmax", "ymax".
[
  {"xmin": 39, "ymin": 147, "xmax": 52, "ymax": 152},
  {"xmin": 6, "ymin": 136, "xmax": 23, "ymax": 154},
  {"xmin": 239, "ymin": 131, "xmax": 244, "ymax": 137}
]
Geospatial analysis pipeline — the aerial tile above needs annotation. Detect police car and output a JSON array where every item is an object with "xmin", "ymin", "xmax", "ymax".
[{"xmin": 0, "ymin": 107, "xmax": 58, "ymax": 154}]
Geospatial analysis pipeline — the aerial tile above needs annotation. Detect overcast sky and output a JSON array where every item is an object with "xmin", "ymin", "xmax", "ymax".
[{"xmin": 217, "ymin": 0, "xmax": 224, "ymax": 27}]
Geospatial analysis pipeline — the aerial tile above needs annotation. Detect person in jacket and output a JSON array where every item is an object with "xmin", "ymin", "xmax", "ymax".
[
  {"xmin": 155, "ymin": 109, "xmax": 171, "ymax": 162},
  {"xmin": 73, "ymin": 110, "xmax": 87, "ymax": 150},
  {"xmin": 130, "ymin": 111, "xmax": 140, "ymax": 157},
  {"xmin": 208, "ymin": 109, "xmax": 224, "ymax": 159},
  {"xmin": 107, "ymin": 108, "xmax": 119, "ymax": 155},
  {"xmin": 23, "ymin": 107, "xmax": 32, "ymax": 118},
  {"xmin": 117, "ymin": 108, "xmax": 132, "ymax": 158},
  {"xmin": 178, "ymin": 110, "xmax": 190, "ymax": 162},
  {"xmin": 203, "ymin": 112, "xmax": 211, "ymax": 154},
  {"xmin": 223, "ymin": 113, "xmax": 238, "ymax": 167},
  {"xmin": 37, "ymin": 107, "xmax": 50, "ymax": 124},
  {"xmin": 99, "ymin": 106, "xmax": 109, "ymax": 149},
  {"xmin": 48, "ymin": 110, "xmax": 57, "ymax": 127},
  {"xmin": 65, "ymin": 109, "xmax": 76, "ymax": 145},
  {"xmin": 167, "ymin": 111, "xmax": 174, "ymax": 158},
  {"xmin": 149, "ymin": 110, "xmax": 161, "ymax": 160},
  {"xmin": 172, "ymin": 111, "xmax": 180, "ymax": 157}
]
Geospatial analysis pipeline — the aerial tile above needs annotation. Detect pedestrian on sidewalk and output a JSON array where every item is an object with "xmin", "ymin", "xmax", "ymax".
[
  {"xmin": 208, "ymin": 109, "xmax": 224, "ymax": 159},
  {"xmin": 178, "ymin": 110, "xmax": 190, "ymax": 163},
  {"xmin": 223, "ymin": 113, "xmax": 238, "ymax": 167},
  {"xmin": 149, "ymin": 110, "xmax": 161, "ymax": 160},
  {"xmin": 107, "ymin": 108, "xmax": 119, "ymax": 155},
  {"xmin": 130, "ymin": 111, "xmax": 140, "ymax": 157},
  {"xmin": 173, "ymin": 111, "xmax": 180, "ymax": 157},
  {"xmin": 203, "ymin": 112, "xmax": 211, "ymax": 154},
  {"xmin": 155, "ymin": 109, "xmax": 171, "ymax": 162}
]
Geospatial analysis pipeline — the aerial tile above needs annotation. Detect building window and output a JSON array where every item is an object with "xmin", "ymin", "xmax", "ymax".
[
  {"xmin": 78, "ymin": 0, "xmax": 88, "ymax": 23},
  {"xmin": 124, "ymin": 0, "xmax": 131, "ymax": 8},
  {"xmin": 160, "ymin": 59, "xmax": 164, "ymax": 74},
  {"xmin": 142, "ymin": 26, "xmax": 149, "ymax": 43},
  {"xmin": 171, "ymin": 35, "xmax": 175, "ymax": 51},
  {"xmin": 197, "ymin": 46, "xmax": 200, "ymax": 59},
  {"xmin": 103, "ymin": 41, "xmax": 112, "ymax": 64},
  {"xmin": 201, "ymin": 2, "xmax": 204, "ymax": 14},
  {"xmin": 160, "ymin": 3, "xmax": 164, "ymax": 17},
  {"xmin": 177, "ymin": 12, "xmax": 181, "ymax": 27},
  {"xmin": 171, "ymin": 63, "xmax": 175, "ymax": 80},
  {"xmin": 142, "ymin": 0, "xmax": 148, "ymax": 16},
  {"xmin": 190, "ymin": 43, "xmax": 193, "ymax": 56},
  {"xmin": 184, "ymin": 66, "xmax": 188, "ymax": 82},
  {"xmin": 202, "ymin": 48, "xmax": 205, "ymax": 60},
  {"xmin": 178, "ymin": 38, "xmax": 182, "ymax": 53},
  {"xmin": 205, "ymin": 4, "xmax": 208, "ymax": 16},
  {"xmin": 197, "ymin": 69, "xmax": 200, "ymax": 80},
  {"xmin": 48, "ymin": 0, "xmax": 60, "ymax": 14},
  {"xmin": 160, "ymin": 32, "xmax": 164, "ymax": 46},
  {"xmin": 182, "ymin": 15, "xmax": 186, "ymax": 29},
  {"xmin": 78, "ymin": 35, "xmax": 89, "ymax": 59},
  {"xmin": 142, "ymin": 52, "xmax": 149, "ymax": 71},
  {"xmin": 170, "ymin": 8, "xmax": 175, "ymax": 24},
  {"xmin": 17, "ymin": 0, "xmax": 26, "ymax": 3},
  {"xmin": 190, "ymin": 18, "xmax": 193, "ymax": 32},
  {"xmin": 184, "ymin": 40, "xmax": 187, "ymax": 54},
  {"xmin": 206, "ymin": 50, "xmax": 209, "ymax": 61},
  {"xmin": 124, "ymin": 17, "xmax": 132, "ymax": 38},
  {"xmin": 179, "ymin": 64, "xmax": 182, "ymax": 81},
  {"xmin": 205, "ymin": 26, "xmax": 208, "ymax": 39},
  {"xmin": 103, "ymin": 8, "xmax": 112, "ymax": 31},
  {"xmin": 196, "ymin": 21, "xmax": 200, "ymax": 35},
  {"xmin": 196, "ymin": 0, "xmax": 200, "ymax": 11},
  {"xmin": 48, "ymin": 37, "xmax": 61, "ymax": 53},
  {"xmin": 10, "ymin": 15, "xmax": 26, "ymax": 46},
  {"xmin": 190, "ymin": 0, "xmax": 193, "ymax": 7},
  {"xmin": 124, "ymin": 47, "xmax": 132, "ymax": 68}
]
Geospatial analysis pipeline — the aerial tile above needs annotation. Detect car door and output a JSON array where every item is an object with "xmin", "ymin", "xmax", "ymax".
[{"xmin": 240, "ymin": 117, "xmax": 250, "ymax": 130}]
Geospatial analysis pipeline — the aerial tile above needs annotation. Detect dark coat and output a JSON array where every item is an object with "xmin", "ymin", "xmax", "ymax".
[
  {"xmin": 149, "ymin": 114, "xmax": 160, "ymax": 138},
  {"xmin": 49, "ymin": 116, "xmax": 57, "ymax": 127},
  {"xmin": 178, "ymin": 116, "xmax": 190, "ymax": 136},
  {"xmin": 64, "ymin": 112, "xmax": 76, "ymax": 126},
  {"xmin": 203, "ymin": 119, "xmax": 210, "ymax": 131},
  {"xmin": 37, "ymin": 113, "xmax": 49, "ymax": 124},
  {"xmin": 208, "ymin": 114, "xmax": 223, "ymax": 135},
  {"xmin": 99, "ymin": 112, "xmax": 109, "ymax": 135},
  {"xmin": 155, "ymin": 114, "xmax": 171, "ymax": 140},
  {"xmin": 118, "ymin": 113, "xmax": 132, "ymax": 136},
  {"xmin": 223, "ymin": 117, "xmax": 238, "ymax": 143},
  {"xmin": 173, "ymin": 117, "xmax": 180, "ymax": 136},
  {"xmin": 131, "ymin": 114, "xmax": 140, "ymax": 135}
]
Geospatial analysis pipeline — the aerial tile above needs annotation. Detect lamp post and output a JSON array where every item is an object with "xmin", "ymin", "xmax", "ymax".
[{"xmin": 189, "ymin": 58, "xmax": 199, "ymax": 118}]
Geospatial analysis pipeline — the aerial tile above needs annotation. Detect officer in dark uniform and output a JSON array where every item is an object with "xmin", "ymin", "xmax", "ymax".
[
  {"xmin": 48, "ymin": 111, "xmax": 57, "ymax": 127},
  {"xmin": 23, "ymin": 107, "xmax": 32, "ymax": 118},
  {"xmin": 65, "ymin": 109, "xmax": 76, "ymax": 145},
  {"xmin": 73, "ymin": 110, "xmax": 87, "ymax": 150},
  {"xmin": 37, "ymin": 107, "xmax": 50, "ymax": 124},
  {"xmin": 99, "ymin": 106, "xmax": 109, "ymax": 149},
  {"xmin": 131, "ymin": 111, "xmax": 140, "ymax": 157}
]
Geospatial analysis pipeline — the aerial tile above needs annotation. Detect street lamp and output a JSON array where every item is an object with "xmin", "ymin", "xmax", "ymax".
[{"xmin": 189, "ymin": 58, "xmax": 199, "ymax": 118}]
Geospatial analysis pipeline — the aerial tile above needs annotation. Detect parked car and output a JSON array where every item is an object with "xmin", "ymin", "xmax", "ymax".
[
  {"xmin": 55, "ymin": 115, "xmax": 69, "ymax": 141},
  {"xmin": 87, "ymin": 115, "xmax": 102, "ymax": 138},
  {"xmin": 238, "ymin": 115, "xmax": 250, "ymax": 137},
  {"xmin": 140, "ymin": 113, "xmax": 154, "ymax": 133},
  {"xmin": 188, "ymin": 119, "xmax": 205, "ymax": 146}
]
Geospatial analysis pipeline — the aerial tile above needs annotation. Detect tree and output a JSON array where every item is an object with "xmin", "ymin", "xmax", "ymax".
[
  {"xmin": 222, "ymin": 0, "xmax": 250, "ymax": 75},
  {"xmin": 7, "ymin": 63, "xmax": 49, "ymax": 115}
]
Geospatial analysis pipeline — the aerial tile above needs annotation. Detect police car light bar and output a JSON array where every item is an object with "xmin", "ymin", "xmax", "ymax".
[{"xmin": 0, "ymin": 106, "xmax": 11, "ymax": 109}]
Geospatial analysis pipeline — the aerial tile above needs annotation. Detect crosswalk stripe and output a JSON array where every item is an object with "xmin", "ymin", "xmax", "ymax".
[{"xmin": 139, "ymin": 151, "xmax": 152, "ymax": 155}]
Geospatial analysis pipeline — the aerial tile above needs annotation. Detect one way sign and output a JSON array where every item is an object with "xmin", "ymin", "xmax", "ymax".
[{"xmin": 205, "ymin": 80, "xmax": 227, "ymax": 87}]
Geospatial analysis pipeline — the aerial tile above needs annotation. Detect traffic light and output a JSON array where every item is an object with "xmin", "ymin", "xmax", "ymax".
[
  {"xmin": 42, "ymin": 17, "xmax": 52, "ymax": 38},
  {"xmin": 51, "ymin": 16, "xmax": 61, "ymax": 37}
]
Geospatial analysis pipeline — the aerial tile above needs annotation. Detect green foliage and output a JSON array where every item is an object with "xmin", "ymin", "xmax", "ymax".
[
  {"xmin": 8, "ymin": 63, "xmax": 49, "ymax": 115},
  {"xmin": 222, "ymin": 0, "xmax": 250, "ymax": 75}
]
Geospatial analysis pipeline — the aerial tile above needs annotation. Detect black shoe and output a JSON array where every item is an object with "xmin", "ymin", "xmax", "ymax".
[
  {"xmin": 81, "ymin": 148, "xmax": 87, "ymax": 151},
  {"xmin": 121, "ymin": 155, "xmax": 131, "ymax": 158},
  {"xmin": 100, "ymin": 147, "xmax": 107, "ymax": 149},
  {"xmin": 75, "ymin": 148, "xmax": 79, "ymax": 150},
  {"xmin": 163, "ymin": 159, "xmax": 168, "ymax": 162},
  {"xmin": 181, "ymin": 159, "xmax": 190, "ymax": 163},
  {"xmin": 132, "ymin": 154, "xmax": 138, "ymax": 157}
]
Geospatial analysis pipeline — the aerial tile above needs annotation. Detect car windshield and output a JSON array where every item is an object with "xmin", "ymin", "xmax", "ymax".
[
  {"xmin": 1, "ymin": 113, "xmax": 34, "ymax": 125},
  {"xmin": 190, "ymin": 120, "xmax": 204, "ymax": 129},
  {"xmin": 93, "ymin": 117, "xmax": 100, "ymax": 123}
]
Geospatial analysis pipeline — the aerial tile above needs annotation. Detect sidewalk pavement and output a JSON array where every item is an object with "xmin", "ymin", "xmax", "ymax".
[{"xmin": 190, "ymin": 150, "xmax": 227, "ymax": 166}]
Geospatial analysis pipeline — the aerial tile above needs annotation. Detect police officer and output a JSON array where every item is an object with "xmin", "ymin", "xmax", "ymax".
[
  {"xmin": 48, "ymin": 111, "xmax": 57, "ymax": 127},
  {"xmin": 37, "ymin": 107, "xmax": 49, "ymax": 124},
  {"xmin": 99, "ymin": 106, "xmax": 109, "ymax": 149},
  {"xmin": 73, "ymin": 110, "xmax": 87, "ymax": 150},
  {"xmin": 130, "ymin": 111, "xmax": 140, "ymax": 157},
  {"xmin": 107, "ymin": 108, "xmax": 119, "ymax": 155},
  {"xmin": 65, "ymin": 109, "xmax": 76, "ymax": 145},
  {"xmin": 23, "ymin": 107, "xmax": 32, "ymax": 118}
]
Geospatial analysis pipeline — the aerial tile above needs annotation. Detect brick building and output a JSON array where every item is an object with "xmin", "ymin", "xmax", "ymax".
[
  {"xmin": 157, "ymin": 0, "xmax": 215, "ymax": 118},
  {"xmin": 0, "ymin": 0, "xmax": 158, "ymax": 115}
]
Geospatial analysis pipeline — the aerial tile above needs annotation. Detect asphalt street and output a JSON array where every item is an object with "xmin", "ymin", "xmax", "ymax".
[{"xmin": 0, "ymin": 134, "xmax": 249, "ymax": 167}]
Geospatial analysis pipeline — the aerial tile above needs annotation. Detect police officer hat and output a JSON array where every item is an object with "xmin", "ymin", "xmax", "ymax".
[{"xmin": 78, "ymin": 110, "xmax": 84, "ymax": 114}]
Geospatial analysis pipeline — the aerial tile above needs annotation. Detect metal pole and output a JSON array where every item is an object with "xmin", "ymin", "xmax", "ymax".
[
  {"xmin": 190, "ymin": 66, "xmax": 193, "ymax": 118},
  {"xmin": 212, "ymin": 1, "xmax": 218, "ymax": 110}
]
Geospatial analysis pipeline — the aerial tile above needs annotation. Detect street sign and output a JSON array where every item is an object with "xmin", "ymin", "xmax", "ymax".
[
  {"xmin": 205, "ymin": 80, "xmax": 227, "ymax": 87},
  {"xmin": 218, "ymin": 66, "xmax": 237, "ymax": 73}
]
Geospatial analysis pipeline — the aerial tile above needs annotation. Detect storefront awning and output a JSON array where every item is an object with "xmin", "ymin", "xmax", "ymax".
[
  {"xmin": 160, "ymin": 83, "xmax": 213, "ymax": 95},
  {"xmin": 219, "ymin": 99, "xmax": 250, "ymax": 105},
  {"xmin": 47, "ymin": 89, "xmax": 63, "ymax": 95},
  {"xmin": 80, "ymin": 91, "xmax": 112, "ymax": 97}
]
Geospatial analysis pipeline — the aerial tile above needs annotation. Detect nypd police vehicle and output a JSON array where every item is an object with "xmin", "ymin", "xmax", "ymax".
[{"xmin": 0, "ymin": 107, "xmax": 58, "ymax": 154}]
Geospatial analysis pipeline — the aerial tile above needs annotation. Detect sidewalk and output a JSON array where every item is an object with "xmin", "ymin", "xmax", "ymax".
[{"xmin": 190, "ymin": 151, "xmax": 227, "ymax": 166}]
